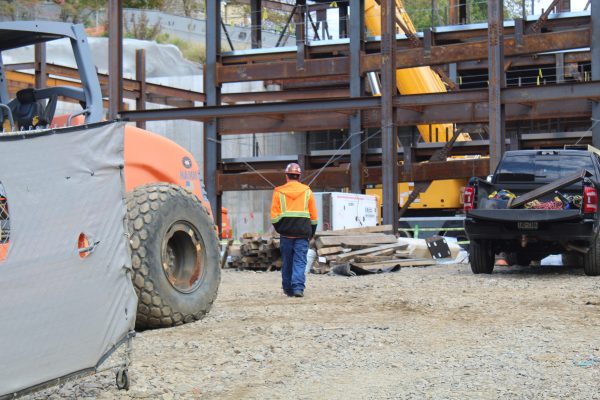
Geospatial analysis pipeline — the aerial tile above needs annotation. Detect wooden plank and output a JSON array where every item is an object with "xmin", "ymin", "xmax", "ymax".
[
  {"xmin": 351, "ymin": 259, "xmax": 435, "ymax": 269},
  {"xmin": 354, "ymin": 255, "xmax": 397, "ymax": 263},
  {"xmin": 315, "ymin": 225, "xmax": 393, "ymax": 236},
  {"xmin": 317, "ymin": 246, "xmax": 345, "ymax": 256},
  {"xmin": 510, "ymin": 168, "xmax": 589, "ymax": 208},
  {"xmin": 315, "ymin": 233, "xmax": 392, "ymax": 248},
  {"xmin": 368, "ymin": 248, "xmax": 395, "ymax": 257},
  {"xmin": 336, "ymin": 242, "xmax": 408, "ymax": 262},
  {"xmin": 340, "ymin": 236, "xmax": 399, "ymax": 248},
  {"xmin": 220, "ymin": 239, "xmax": 234, "ymax": 269}
]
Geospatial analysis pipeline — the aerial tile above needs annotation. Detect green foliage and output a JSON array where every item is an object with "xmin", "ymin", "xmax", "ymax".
[
  {"xmin": 156, "ymin": 33, "xmax": 206, "ymax": 63},
  {"xmin": 404, "ymin": 0, "xmax": 529, "ymax": 30},
  {"xmin": 0, "ymin": 0, "xmax": 39, "ymax": 21},
  {"xmin": 125, "ymin": 11, "xmax": 162, "ymax": 40},
  {"xmin": 181, "ymin": 0, "xmax": 202, "ymax": 17},
  {"xmin": 123, "ymin": 0, "xmax": 166, "ymax": 9},
  {"xmin": 57, "ymin": 0, "xmax": 103, "ymax": 24}
]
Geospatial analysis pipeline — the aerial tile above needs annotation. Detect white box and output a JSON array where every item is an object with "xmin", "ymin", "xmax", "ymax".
[{"xmin": 314, "ymin": 192, "xmax": 379, "ymax": 231}]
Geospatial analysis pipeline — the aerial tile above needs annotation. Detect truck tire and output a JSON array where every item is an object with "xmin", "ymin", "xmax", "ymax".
[
  {"xmin": 583, "ymin": 237, "xmax": 600, "ymax": 276},
  {"xmin": 126, "ymin": 184, "xmax": 221, "ymax": 329},
  {"xmin": 469, "ymin": 239, "xmax": 494, "ymax": 274}
]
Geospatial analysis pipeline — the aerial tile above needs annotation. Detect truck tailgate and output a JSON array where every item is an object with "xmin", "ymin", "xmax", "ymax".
[{"xmin": 467, "ymin": 209, "xmax": 582, "ymax": 222}]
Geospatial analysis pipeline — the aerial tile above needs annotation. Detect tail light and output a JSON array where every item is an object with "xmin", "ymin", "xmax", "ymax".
[
  {"xmin": 463, "ymin": 186, "xmax": 475, "ymax": 211},
  {"xmin": 583, "ymin": 186, "xmax": 598, "ymax": 213}
]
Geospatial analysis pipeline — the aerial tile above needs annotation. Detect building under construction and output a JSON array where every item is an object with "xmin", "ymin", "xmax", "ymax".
[{"xmin": 10, "ymin": 0, "xmax": 599, "ymax": 233}]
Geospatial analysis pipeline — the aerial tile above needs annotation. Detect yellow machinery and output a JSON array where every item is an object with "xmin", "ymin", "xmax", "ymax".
[{"xmin": 363, "ymin": 0, "xmax": 469, "ymax": 213}]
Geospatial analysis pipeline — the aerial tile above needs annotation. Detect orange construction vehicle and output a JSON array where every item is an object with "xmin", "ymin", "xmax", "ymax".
[{"xmin": 0, "ymin": 21, "xmax": 220, "ymax": 330}]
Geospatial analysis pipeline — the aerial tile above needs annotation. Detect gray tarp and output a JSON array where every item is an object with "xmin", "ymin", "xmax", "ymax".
[{"xmin": 0, "ymin": 122, "xmax": 137, "ymax": 397}]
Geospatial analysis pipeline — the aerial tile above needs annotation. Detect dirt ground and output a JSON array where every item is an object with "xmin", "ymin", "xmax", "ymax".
[{"xmin": 33, "ymin": 263, "xmax": 600, "ymax": 399}]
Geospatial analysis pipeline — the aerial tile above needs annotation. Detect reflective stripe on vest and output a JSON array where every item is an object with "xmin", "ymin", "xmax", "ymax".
[{"xmin": 273, "ymin": 191, "xmax": 310, "ymax": 220}]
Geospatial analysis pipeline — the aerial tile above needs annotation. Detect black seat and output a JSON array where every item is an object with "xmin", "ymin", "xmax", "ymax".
[{"xmin": 10, "ymin": 88, "xmax": 57, "ymax": 130}]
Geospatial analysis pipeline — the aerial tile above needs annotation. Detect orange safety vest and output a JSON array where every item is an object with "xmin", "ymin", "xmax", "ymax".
[{"xmin": 270, "ymin": 180, "xmax": 318, "ymax": 238}]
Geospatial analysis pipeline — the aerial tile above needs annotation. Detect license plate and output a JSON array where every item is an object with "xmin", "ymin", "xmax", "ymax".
[{"xmin": 518, "ymin": 221, "xmax": 538, "ymax": 230}]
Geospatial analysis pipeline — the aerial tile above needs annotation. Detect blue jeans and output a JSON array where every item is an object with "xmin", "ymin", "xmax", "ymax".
[{"xmin": 280, "ymin": 236, "xmax": 308, "ymax": 293}]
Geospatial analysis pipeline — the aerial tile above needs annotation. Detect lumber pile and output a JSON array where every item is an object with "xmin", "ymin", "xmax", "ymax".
[
  {"xmin": 311, "ymin": 225, "xmax": 436, "ymax": 274},
  {"xmin": 227, "ymin": 233, "xmax": 282, "ymax": 271}
]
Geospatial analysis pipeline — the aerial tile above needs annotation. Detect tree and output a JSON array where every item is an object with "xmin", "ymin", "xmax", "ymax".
[
  {"xmin": 57, "ymin": 0, "xmax": 103, "ymax": 24},
  {"xmin": 125, "ymin": 11, "xmax": 163, "ymax": 40},
  {"xmin": 123, "ymin": 0, "xmax": 167, "ymax": 9},
  {"xmin": 0, "ymin": 0, "xmax": 40, "ymax": 21},
  {"xmin": 181, "ymin": 0, "xmax": 201, "ymax": 17}
]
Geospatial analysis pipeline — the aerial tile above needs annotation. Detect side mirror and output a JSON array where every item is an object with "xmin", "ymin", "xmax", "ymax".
[{"xmin": 486, "ymin": 175, "xmax": 493, "ymax": 183}]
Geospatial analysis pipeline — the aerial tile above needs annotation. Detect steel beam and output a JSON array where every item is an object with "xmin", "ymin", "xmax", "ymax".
[
  {"xmin": 381, "ymin": 0, "xmax": 398, "ymax": 230},
  {"xmin": 339, "ymin": 3, "xmax": 348, "ymax": 38},
  {"xmin": 488, "ymin": 0, "xmax": 505, "ymax": 171},
  {"xmin": 556, "ymin": 52, "xmax": 564, "ymax": 84},
  {"xmin": 251, "ymin": 0, "xmax": 262, "ymax": 49},
  {"xmin": 108, "ymin": 0, "xmax": 123, "ymax": 120},
  {"xmin": 593, "ymin": 0, "xmax": 600, "ymax": 147},
  {"xmin": 296, "ymin": 0, "xmax": 306, "ymax": 71},
  {"xmin": 350, "ymin": 0, "xmax": 365, "ymax": 194},
  {"xmin": 206, "ymin": 0, "xmax": 222, "ymax": 228},
  {"xmin": 218, "ymin": 158, "xmax": 490, "ymax": 191},
  {"xmin": 362, "ymin": 29, "xmax": 590, "ymax": 73},
  {"xmin": 217, "ymin": 29, "xmax": 589, "ymax": 83},
  {"xmin": 135, "ymin": 49, "xmax": 146, "ymax": 129},
  {"xmin": 120, "ymin": 81, "xmax": 600, "ymax": 127},
  {"xmin": 34, "ymin": 43, "xmax": 46, "ymax": 89}
]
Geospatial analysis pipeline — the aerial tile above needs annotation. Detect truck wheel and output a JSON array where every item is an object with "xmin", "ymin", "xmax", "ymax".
[
  {"xmin": 127, "ymin": 184, "xmax": 221, "ymax": 329},
  {"xmin": 469, "ymin": 239, "xmax": 494, "ymax": 274},
  {"xmin": 583, "ymin": 237, "xmax": 600, "ymax": 276}
]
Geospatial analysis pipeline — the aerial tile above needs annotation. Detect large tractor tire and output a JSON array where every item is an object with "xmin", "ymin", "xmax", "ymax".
[
  {"xmin": 469, "ymin": 239, "xmax": 494, "ymax": 274},
  {"xmin": 126, "ymin": 183, "xmax": 221, "ymax": 329},
  {"xmin": 583, "ymin": 237, "xmax": 600, "ymax": 276}
]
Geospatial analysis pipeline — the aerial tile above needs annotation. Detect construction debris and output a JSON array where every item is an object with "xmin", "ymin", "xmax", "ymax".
[
  {"xmin": 310, "ymin": 225, "xmax": 436, "ymax": 274},
  {"xmin": 227, "ymin": 233, "xmax": 282, "ymax": 271},
  {"xmin": 226, "ymin": 226, "xmax": 449, "ymax": 274}
]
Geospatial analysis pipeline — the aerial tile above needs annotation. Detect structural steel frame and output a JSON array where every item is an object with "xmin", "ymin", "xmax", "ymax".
[{"xmin": 20, "ymin": 1, "xmax": 598, "ymax": 231}]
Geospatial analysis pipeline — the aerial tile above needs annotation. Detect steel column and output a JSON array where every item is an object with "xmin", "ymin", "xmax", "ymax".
[
  {"xmin": 296, "ymin": 0, "xmax": 306, "ymax": 70},
  {"xmin": 251, "ymin": 0, "xmax": 262, "ymax": 48},
  {"xmin": 488, "ymin": 0, "xmax": 505, "ymax": 171},
  {"xmin": 0, "ymin": 53, "xmax": 8, "ymax": 104},
  {"xmin": 448, "ymin": 63, "xmax": 458, "ymax": 86},
  {"xmin": 135, "ymin": 49, "xmax": 147, "ymax": 129},
  {"xmin": 108, "ymin": 0, "xmax": 123, "ymax": 120},
  {"xmin": 206, "ymin": 0, "xmax": 222, "ymax": 228},
  {"xmin": 381, "ymin": 0, "xmax": 398, "ymax": 231},
  {"xmin": 556, "ymin": 52, "xmax": 564, "ymax": 84},
  {"xmin": 350, "ymin": 0, "xmax": 365, "ymax": 194},
  {"xmin": 592, "ymin": 0, "xmax": 600, "ymax": 146},
  {"xmin": 34, "ymin": 43, "xmax": 46, "ymax": 89},
  {"xmin": 339, "ymin": 3, "xmax": 348, "ymax": 38}
]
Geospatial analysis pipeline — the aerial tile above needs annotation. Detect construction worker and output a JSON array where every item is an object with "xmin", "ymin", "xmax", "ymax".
[{"xmin": 270, "ymin": 163, "xmax": 318, "ymax": 298}]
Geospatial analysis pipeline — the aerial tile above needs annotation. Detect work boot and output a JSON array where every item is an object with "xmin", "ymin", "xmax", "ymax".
[
  {"xmin": 292, "ymin": 290, "xmax": 304, "ymax": 298},
  {"xmin": 283, "ymin": 289, "xmax": 293, "ymax": 297}
]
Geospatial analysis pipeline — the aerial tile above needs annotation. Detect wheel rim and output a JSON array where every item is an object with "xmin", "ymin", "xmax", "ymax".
[{"xmin": 161, "ymin": 221, "xmax": 205, "ymax": 293}]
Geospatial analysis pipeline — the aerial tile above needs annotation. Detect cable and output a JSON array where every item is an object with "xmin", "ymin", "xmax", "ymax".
[
  {"xmin": 304, "ymin": 127, "xmax": 387, "ymax": 186},
  {"xmin": 574, "ymin": 118, "xmax": 600, "ymax": 146},
  {"xmin": 207, "ymin": 137, "xmax": 277, "ymax": 188}
]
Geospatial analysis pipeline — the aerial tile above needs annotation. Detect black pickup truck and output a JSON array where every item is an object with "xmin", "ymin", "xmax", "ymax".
[{"xmin": 463, "ymin": 148, "xmax": 600, "ymax": 275}]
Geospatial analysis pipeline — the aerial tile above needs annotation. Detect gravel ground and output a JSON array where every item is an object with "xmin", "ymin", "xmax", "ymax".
[{"xmin": 31, "ymin": 263, "xmax": 600, "ymax": 399}]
